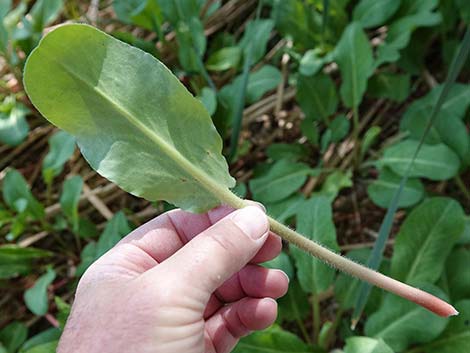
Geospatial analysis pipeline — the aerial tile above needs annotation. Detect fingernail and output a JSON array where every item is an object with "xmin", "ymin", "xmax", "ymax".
[
  {"xmin": 232, "ymin": 206, "xmax": 268, "ymax": 240},
  {"xmin": 276, "ymin": 270, "xmax": 290, "ymax": 284}
]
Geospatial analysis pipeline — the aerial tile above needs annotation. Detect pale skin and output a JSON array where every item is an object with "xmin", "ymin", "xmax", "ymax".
[{"xmin": 58, "ymin": 205, "xmax": 289, "ymax": 353}]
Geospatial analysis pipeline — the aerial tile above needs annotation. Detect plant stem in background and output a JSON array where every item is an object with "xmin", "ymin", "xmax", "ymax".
[
  {"xmin": 312, "ymin": 294, "xmax": 321, "ymax": 344},
  {"xmin": 352, "ymin": 104, "xmax": 360, "ymax": 167}
]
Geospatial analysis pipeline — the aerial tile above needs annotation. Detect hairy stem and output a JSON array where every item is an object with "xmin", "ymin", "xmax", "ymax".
[{"xmin": 218, "ymin": 189, "xmax": 457, "ymax": 317}]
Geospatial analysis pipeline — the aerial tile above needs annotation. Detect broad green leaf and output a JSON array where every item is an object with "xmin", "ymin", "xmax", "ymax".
[
  {"xmin": 317, "ymin": 170, "xmax": 352, "ymax": 201},
  {"xmin": 0, "ymin": 96, "xmax": 30, "ymax": 146},
  {"xmin": 24, "ymin": 24, "xmax": 235, "ymax": 213},
  {"xmin": 233, "ymin": 325, "xmax": 315, "ymax": 353},
  {"xmin": 249, "ymin": 159, "xmax": 316, "ymax": 204},
  {"xmin": 353, "ymin": 0, "xmax": 401, "ymax": 28},
  {"xmin": 42, "ymin": 130, "xmax": 76, "ymax": 184},
  {"xmin": 458, "ymin": 217, "xmax": 470, "ymax": 244},
  {"xmin": 266, "ymin": 143, "xmax": 309, "ymax": 162},
  {"xmin": 60, "ymin": 175, "xmax": 83, "ymax": 232},
  {"xmin": 367, "ymin": 73, "xmax": 410, "ymax": 102},
  {"xmin": 375, "ymin": 0, "xmax": 441, "ymax": 66},
  {"xmin": 427, "ymin": 300, "xmax": 470, "ymax": 353},
  {"xmin": 54, "ymin": 296, "xmax": 70, "ymax": 329},
  {"xmin": 96, "ymin": 211, "xmax": 132, "ymax": 257},
  {"xmin": 391, "ymin": 197, "xmax": 465, "ymax": 285},
  {"xmin": 24, "ymin": 268, "xmax": 56, "ymax": 316},
  {"xmin": 75, "ymin": 242, "xmax": 97, "ymax": 277},
  {"xmin": 444, "ymin": 247, "xmax": 470, "ymax": 302},
  {"xmin": 197, "ymin": 87, "xmax": 217, "ymax": 115},
  {"xmin": 239, "ymin": 19, "xmax": 274, "ymax": 64},
  {"xmin": 291, "ymin": 196, "xmax": 339, "ymax": 294},
  {"xmin": 299, "ymin": 49, "xmax": 324, "ymax": 76},
  {"xmin": 3, "ymin": 169, "xmax": 44, "ymax": 219},
  {"xmin": 297, "ymin": 73, "xmax": 338, "ymax": 122},
  {"xmin": 367, "ymin": 168, "xmax": 424, "ymax": 208},
  {"xmin": 158, "ymin": 0, "xmax": 203, "ymax": 22},
  {"xmin": 206, "ymin": 46, "xmax": 241, "ymax": 71},
  {"xmin": 334, "ymin": 22, "xmax": 374, "ymax": 107},
  {"xmin": 19, "ymin": 328, "xmax": 60, "ymax": 353},
  {"xmin": 400, "ymin": 84, "xmax": 470, "ymax": 162},
  {"xmin": 365, "ymin": 285, "xmax": 449, "ymax": 351},
  {"xmin": 379, "ymin": 140, "xmax": 460, "ymax": 181},
  {"xmin": 0, "ymin": 322, "xmax": 27, "ymax": 353},
  {"xmin": 343, "ymin": 337, "xmax": 394, "ymax": 353},
  {"xmin": 245, "ymin": 65, "xmax": 282, "ymax": 104}
]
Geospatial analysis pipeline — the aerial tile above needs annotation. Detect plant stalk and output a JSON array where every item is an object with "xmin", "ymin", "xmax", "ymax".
[{"xmin": 217, "ymin": 189, "xmax": 457, "ymax": 317}]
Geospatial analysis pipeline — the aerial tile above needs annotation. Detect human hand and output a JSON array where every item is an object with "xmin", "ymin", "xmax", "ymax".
[{"xmin": 58, "ymin": 205, "xmax": 289, "ymax": 353}]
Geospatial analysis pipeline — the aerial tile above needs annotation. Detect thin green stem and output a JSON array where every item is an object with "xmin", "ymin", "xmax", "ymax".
[
  {"xmin": 352, "ymin": 104, "xmax": 360, "ymax": 168},
  {"xmin": 288, "ymin": 292, "xmax": 311, "ymax": 344},
  {"xmin": 323, "ymin": 308, "xmax": 344, "ymax": 349},
  {"xmin": 312, "ymin": 294, "xmax": 320, "ymax": 344}
]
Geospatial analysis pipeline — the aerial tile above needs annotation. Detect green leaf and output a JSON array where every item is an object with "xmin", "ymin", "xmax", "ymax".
[
  {"xmin": 391, "ymin": 197, "xmax": 465, "ymax": 285},
  {"xmin": 0, "ymin": 322, "xmax": 27, "ymax": 353},
  {"xmin": 353, "ymin": 0, "xmax": 401, "ymax": 28},
  {"xmin": 3, "ymin": 169, "xmax": 44, "ymax": 219},
  {"xmin": 265, "ymin": 193, "xmax": 305, "ymax": 224},
  {"xmin": 299, "ymin": 49, "xmax": 324, "ymax": 76},
  {"xmin": 75, "ymin": 242, "xmax": 97, "ymax": 277},
  {"xmin": 365, "ymin": 285, "xmax": 449, "ymax": 351},
  {"xmin": 42, "ymin": 130, "xmax": 76, "ymax": 184},
  {"xmin": 96, "ymin": 212, "xmax": 132, "ymax": 257},
  {"xmin": 444, "ymin": 247, "xmax": 470, "ymax": 302},
  {"xmin": 266, "ymin": 143, "xmax": 309, "ymax": 162},
  {"xmin": 334, "ymin": 22, "xmax": 374, "ymax": 108},
  {"xmin": 54, "ymin": 296, "xmax": 70, "ymax": 329},
  {"xmin": 239, "ymin": 19, "xmax": 274, "ymax": 64},
  {"xmin": 263, "ymin": 251, "xmax": 294, "ymax": 279},
  {"xmin": 455, "ymin": 0, "xmax": 470, "ymax": 23},
  {"xmin": 296, "ymin": 73, "xmax": 338, "ymax": 122},
  {"xmin": 328, "ymin": 114, "xmax": 350, "ymax": 142},
  {"xmin": 400, "ymin": 84, "xmax": 470, "ymax": 162},
  {"xmin": 233, "ymin": 325, "xmax": 315, "ymax": 353},
  {"xmin": 317, "ymin": 170, "xmax": 352, "ymax": 201},
  {"xmin": 375, "ymin": 0, "xmax": 441, "ymax": 66},
  {"xmin": 0, "ymin": 245, "xmax": 51, "ymax": 279},
  {"xmin": 0, "ymin": 96, "xmax": 30, "ymax": 146},
  {"xmin": 277, "ymin": 280, "xmax": 310, "ymax": 324},
  {"xmin": 197, "ymin": 87, "xmax": 217, "ymax": 115},
  {"xmin": 206, "ymin": 46, "xmax": 241, "ymax": 71},
  {"xmin": 367, "ymin": 168, "xmax": 424, "ymax": 208},
  {"xmin": 60, "ymin": 175, "xmax": 83, "ymax": 232},
  {"xmin": 21, "ymin": 341, "xmax": 58, "ymax": 353},
  {"xmin": 367, "ymin": 73, "xmax": 410, "ymax": 102},
  {"xmin": 19, "ymin": 328, "xmax": 60, "ymax": 353},
  {"xmin": 291, "ymin": 196, "xmax": 339, "ymax": 294},
  {"xmin": 360, "ymin": 126, "xmax": 381, "ymax": 159},
  {"xmin": 343, "ymin": 337, "xmax": 394, "ymax": 353},
  {"xmin": 29, "ymin": 0, "xmax": 63, "ymax": 32},
  {"xmin": 24, "ymin": 268, "xmax": 56, "ymax": 316},
  {"xmin": 427, "ymin": 300, "xmax": 470, "ymax": 353},
  {"xmin": 379, "ymin": 140, "xmax": 460, "ymax": 181},
  {"xmin": 113, "ymin": 0, "xmax": 163, "ymax": 31},
  {"xmin": 24, "ymin": 24, "xmax": 235, "ymax": 213},
  {"xmin": 249, "ymin": 159, "xmax": 316, "ymax": 204}
]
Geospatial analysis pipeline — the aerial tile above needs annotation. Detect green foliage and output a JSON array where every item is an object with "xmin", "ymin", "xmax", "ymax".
[
  {"xmin": 365, "ymin": 285, "xmax": 449, "ymax": 351},
  {"xmin": 234, "ymin": 325, "xmax": 316, "ymax": 353},
  {"xmin": 60, "ymin": 175, "xmax": 83, "ymax": 233},
  {"xmin": 18, "ymin": 328, "xmax": 60, "ymax": 353},
  {"xmin": 24, "ymin": 24, "xmax": 235, "ymax": 213},
  {"xmin": 367, "ymin": 168, "xmax": 424, "ymax": 208},
  {"xmin": 0, "ymin": 322, "xmax": 27, "ymax": 353},
  {"xmin": 379, "ymin": 140, "xmax": 460, "ymax": 181},
  {"xmin": 24, "ymin": 268, "xmax": 56, "ymax": 316},
  {"xmin": 334, "ymin": 22, "xmax": 374, "ymax": 108},
  {"xmin": 391, "ymin": 197, "xmax": 465, "ymax": 285},
  {"xmin": 353, "ymin": 0, "xmax": 401, "ymax": 28},
  {"xmin": 0, "ymin": 246, "xmax": 51, "ymax": 279},
  {"xmin": 206, "ymin": 46, "xmax": 241, "ymax": 71},
  {"xmin": 42, "ymin": 130, "xmax": 76, "ymax": 185},
  {"xmin": 343, "ymin": 337, "xmax": 394, "ymax": 353},
  {"xmin": 0, "ymin": 96, "xmax": 29, "ymax": 146},
  {"xmin": 367, "ymin": 73, "xmax": 411, "ymax": 103},
  {"xmin": 444, "ymin": 248, "xmax": 470, "ymax": 302},
  {"xmin": 291, "ymin": 196, "xmax": 339, "ymax": 294}
]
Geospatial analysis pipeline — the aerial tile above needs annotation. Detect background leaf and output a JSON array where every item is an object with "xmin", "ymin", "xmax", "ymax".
[
  {"xmin": 343, "ymin": 336, "xmax": 394, "ymax": 353},
  {"xmin": 353, "ymin": 0, "xmax": 401, "ymax": 28},
  {"xmin": 24, "ymin": 268, "xmax": 56, "ymax": 316},
  {"xmin": 42, "ymin": 130, "xmax": 76, "ymax": 185}
]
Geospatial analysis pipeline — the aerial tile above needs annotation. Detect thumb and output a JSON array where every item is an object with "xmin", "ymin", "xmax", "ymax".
[{"xmin": 160, "ymin": 206, "xmax": 269, "ymax": 296}]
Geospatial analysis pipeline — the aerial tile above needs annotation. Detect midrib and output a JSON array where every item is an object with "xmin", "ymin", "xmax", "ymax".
[{"xmin": 47, "ymin": 53, "xmax": 226, "ymax": 200}]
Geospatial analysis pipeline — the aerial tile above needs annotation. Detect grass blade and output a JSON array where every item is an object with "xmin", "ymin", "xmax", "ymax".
[{"xmin": 351, "ymin": 26, "xmax": 470, "ymax": 327}]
